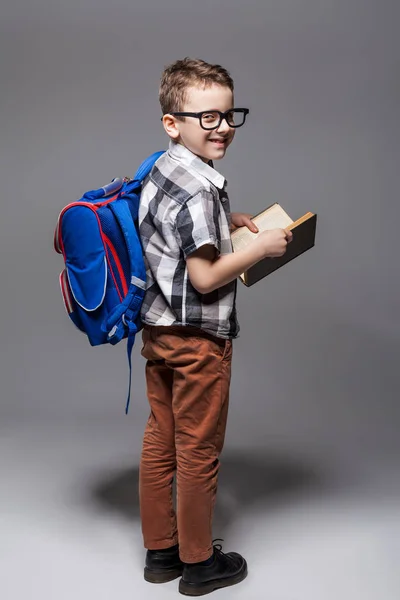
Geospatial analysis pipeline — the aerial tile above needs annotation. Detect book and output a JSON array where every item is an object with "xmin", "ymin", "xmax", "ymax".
[{"xmin": 231, "ymin": 203, "xmax": 317, "ymax": 286}]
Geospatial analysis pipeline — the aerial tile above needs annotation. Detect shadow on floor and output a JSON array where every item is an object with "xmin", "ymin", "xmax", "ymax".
[{"xmin": 88, "ymin": 450, "xmax": 325, "ymax": 535}]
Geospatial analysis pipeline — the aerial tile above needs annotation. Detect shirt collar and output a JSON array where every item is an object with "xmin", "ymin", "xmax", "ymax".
[{"xmin": 167, "ymin": 140, "xmax": 226, "ymax": 190}]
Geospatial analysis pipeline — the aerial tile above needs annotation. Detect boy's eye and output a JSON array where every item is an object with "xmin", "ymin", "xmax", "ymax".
[{"xmin": 203, "ymin": 112, "xmax": 218, "ymax": 121}]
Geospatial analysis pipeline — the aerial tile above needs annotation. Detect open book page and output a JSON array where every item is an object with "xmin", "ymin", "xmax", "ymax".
[{"xmin": 231, "ymin": 204, "xmax": 293, "ymax": 252}]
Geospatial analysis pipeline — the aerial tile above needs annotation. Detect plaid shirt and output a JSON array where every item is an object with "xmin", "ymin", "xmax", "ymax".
[{"xmin": 138, "ymin": 140, "xmax": 239, "ymax": 339}]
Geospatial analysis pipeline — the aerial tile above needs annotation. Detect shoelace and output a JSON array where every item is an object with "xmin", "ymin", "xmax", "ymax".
[{"xmin": 212, "ymin": 538, "xmax": 225, "ymax": 554}]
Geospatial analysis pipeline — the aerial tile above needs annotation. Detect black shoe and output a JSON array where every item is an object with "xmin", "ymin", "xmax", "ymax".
[
  {"xmin": 144, "ymin": 543, "xmax": 184, "ymax": 584},
  {"xmin": 179, "ymin": 540, "xmax": 248, "ymax": 596}
]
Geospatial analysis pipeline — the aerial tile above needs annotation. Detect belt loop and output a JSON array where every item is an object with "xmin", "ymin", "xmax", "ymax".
[
  {"xmin": 224, "ymin": 338, "xmax": 232, "ymax": 361},
  {"xmin": 144, "ymin": 324, "xmax": 155, "ymax": 342}
]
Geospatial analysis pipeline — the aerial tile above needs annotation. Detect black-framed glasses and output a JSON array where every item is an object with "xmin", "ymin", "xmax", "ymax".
[{"xmin": 162, "ymin": 108, "xmax": 249, "ymax": 130}]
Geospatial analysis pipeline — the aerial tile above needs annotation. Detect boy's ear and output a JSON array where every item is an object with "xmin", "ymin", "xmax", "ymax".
[{"xmin": 162, "ymin": 114, "xmax": 180, "ymax": 140}]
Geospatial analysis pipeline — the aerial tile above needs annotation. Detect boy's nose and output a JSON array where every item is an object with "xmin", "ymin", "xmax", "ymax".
[{"xmin": 216, "ymin": 118, "xmax": 231, "ymax": 134}]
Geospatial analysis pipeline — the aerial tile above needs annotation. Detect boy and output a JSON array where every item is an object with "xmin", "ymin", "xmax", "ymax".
[{"xmin": 138, "ymin": 58, "xmax": 292, "ymax": 596}]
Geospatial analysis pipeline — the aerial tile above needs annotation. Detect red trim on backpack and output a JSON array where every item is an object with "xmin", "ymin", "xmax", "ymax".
[
  {"xmin": 60, "ymin": 269, "xmax": 74, "ymax": 314},
  {"xmin": 103, "ymin": 235, "xmax": 129, "ymax": 299},
  {"xmin": 94, "ymin": 193, "xmax": 121, "ymax": 208}
]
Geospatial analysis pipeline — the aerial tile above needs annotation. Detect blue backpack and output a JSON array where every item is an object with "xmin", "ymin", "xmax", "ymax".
[{"xmin": 54, "ymin": 151, "xmax": 165, "ymax": 413}]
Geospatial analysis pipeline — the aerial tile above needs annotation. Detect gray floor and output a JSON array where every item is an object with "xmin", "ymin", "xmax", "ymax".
[{"xmin": 2, "ymin": 417, "xmax": 399, "ymax": 600}]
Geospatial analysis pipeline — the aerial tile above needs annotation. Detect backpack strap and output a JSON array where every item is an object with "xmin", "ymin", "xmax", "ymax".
[
  {"xmin": 132, "ymin": 150, "xmax": 165, "ymax": 182},
  {"xmin": 106, "ymin": 150, "xmax": 165, "ymax": 414},
  {"xmin": 105, "ymin": 198, "xmax": 146, "ymax": 413},
  {"xmin": 109, "ymin": 199, "xmax": 146, "ymax": 283}
]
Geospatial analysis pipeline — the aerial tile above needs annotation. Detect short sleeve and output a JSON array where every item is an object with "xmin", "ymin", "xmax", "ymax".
[{"xmin": 175, "ymin": 190, "xmax": 221, "ymax": 258}]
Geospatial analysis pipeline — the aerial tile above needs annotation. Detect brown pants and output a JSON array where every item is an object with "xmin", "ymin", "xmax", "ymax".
[{"xmin": 139, "ymin": 325, "xmax": 233, "ymax": 563}]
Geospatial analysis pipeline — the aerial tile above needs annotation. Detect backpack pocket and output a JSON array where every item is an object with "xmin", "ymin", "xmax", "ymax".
[
  {"xmin": 61, "ymin": 205, "xmax": 107, "ymax": 311},
  {"xmin": 57, "ymin": 204, "xmax": 114, "ymax": 345}
]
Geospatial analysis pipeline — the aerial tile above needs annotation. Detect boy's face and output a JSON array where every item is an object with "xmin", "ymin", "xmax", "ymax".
[{"xmin": 164, "ymin": 84, "xmax": 236, "ymax": 163}]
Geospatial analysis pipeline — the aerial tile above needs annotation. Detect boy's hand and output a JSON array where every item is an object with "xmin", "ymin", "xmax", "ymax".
[
  {"xmin": 256, "ymin": 228, "xmax": 293, "ymax": 257},
  {"xmin": 231, "ymin": 212, "xmax": 259, "ymax": 233}
]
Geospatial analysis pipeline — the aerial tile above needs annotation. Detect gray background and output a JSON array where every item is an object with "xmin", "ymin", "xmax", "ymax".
[{"xmin": 1, "ymin": 1, "xmax": 399, "ymax": 599}]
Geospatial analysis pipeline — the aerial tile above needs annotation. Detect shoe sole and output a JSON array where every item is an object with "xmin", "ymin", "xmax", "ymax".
[
  {"xmin": 144, "ymin": 566, "xmax": 184, "ymax": 584},
  {"xmin": 178, "ymin": 560, "xmax": 248, "ymax": 596}
]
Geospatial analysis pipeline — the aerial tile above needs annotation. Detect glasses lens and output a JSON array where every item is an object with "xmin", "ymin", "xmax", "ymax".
[
  {"xmin": 200, "ymin": 112, "xmax": 221, "ymax": 130},
  {"xmin": 226, "ymin": 110, "xmax": 245, "ymax": 127},
  {"xmin": 200, "ymin": 110, "xmax": 247, "ymax": 129}
]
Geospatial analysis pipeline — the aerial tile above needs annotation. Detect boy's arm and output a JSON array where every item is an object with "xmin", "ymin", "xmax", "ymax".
[
  {"xmin": 175, "ymin": 191, "xmax": 292, "ymax": 294},
  {"xmin": 186, "ymin": 228, "xmax": 292, "ymax": 295}
]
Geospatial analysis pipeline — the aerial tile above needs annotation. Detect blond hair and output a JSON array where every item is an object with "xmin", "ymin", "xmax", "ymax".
[{"xmin": 159, "ymin": 57, "xmax": 234, "ymax": 115}]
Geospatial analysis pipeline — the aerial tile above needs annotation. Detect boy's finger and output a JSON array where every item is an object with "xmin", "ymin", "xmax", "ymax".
[
  {"xmin": 246, "ymin": 218, "xmax": 259, "ymax": 233},
  {"xmin": 285, "ymin": 229, "xmax": 293, "ymax": 242}
]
